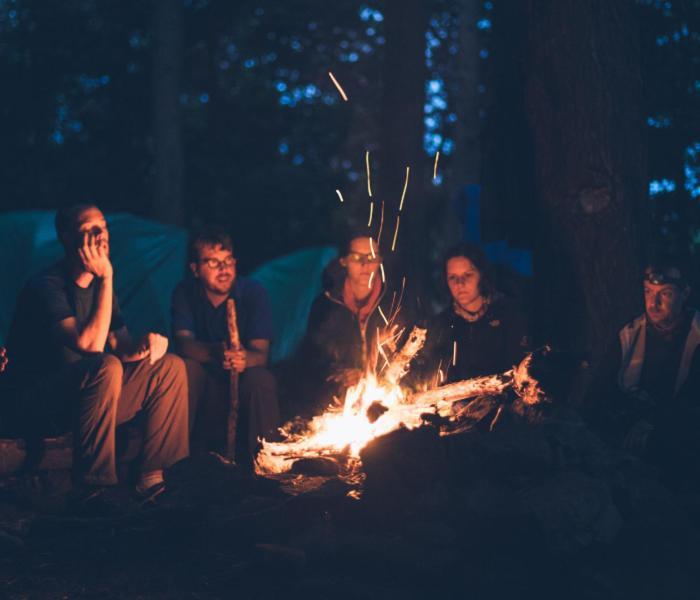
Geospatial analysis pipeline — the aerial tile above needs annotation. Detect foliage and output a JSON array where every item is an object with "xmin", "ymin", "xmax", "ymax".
[
  {"xmin": 636, "ymin": 0, "xmax": 700, "ymax": 256},
  {"xmin": 0, "ymin": 0, "xmax": 387, "ymax": 267},
  {"xmin": 0, "ymin": 0, "xmax": 698, "ymax": 269}
]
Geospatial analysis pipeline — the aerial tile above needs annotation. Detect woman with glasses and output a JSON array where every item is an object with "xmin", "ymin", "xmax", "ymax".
[
  {"xmin": 419, "ymin": 242, "xmax": 529, "ymax": 386},
  {"xmin": 295, "ymin": 230, "xmax": 393, "ymax": 413}
]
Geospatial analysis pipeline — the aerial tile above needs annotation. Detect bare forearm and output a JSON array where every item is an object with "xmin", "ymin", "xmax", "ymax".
[
  {"xmin": 245, "ymin": 348, "xmax": 268, "ymax": 368},
  {"xmin": 77, "ymin": 276, "xmax": 113, "ymax": 352},
  {"xmin": 175, "ymin": 336, "xmax": 220, "ymax": 364}
]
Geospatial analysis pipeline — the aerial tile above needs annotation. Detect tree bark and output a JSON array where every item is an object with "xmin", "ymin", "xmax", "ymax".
[
  {"xmin": 524, "ymin": 0, "xmax": 649, "ymax": 363},
  {"xmin": 153, "ymin": 0, "xmax": 184, "ymax": 225},
  {"xmin": 449, "ymin": 0, "xmax": 482, "ymax": 193}
]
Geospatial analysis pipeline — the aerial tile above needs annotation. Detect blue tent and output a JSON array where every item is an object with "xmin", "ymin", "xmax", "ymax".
[{"xmin": 0, "ymin": 211, "xmax": 335, "ymax": 363}]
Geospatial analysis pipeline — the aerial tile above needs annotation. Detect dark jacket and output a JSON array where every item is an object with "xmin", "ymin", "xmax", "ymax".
[
  {"xmin": 303, "ymin": 260, "xmax": 384, "ymax": 378},
  {"xmin": 585, "ymin": 308, "xmax": 700, "ymax": 430},
  {"xmin": 295, "ymin": 259, "xmax": 418, "ymax": 411},
  {"xmin": 416, "ymin": 294, "xmax": 529, "ymax": 385}
]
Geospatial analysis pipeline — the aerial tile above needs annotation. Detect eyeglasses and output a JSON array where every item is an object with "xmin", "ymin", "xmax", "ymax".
[
  {"xmin": 200, "ymin": 256, "xmax": 237, "ymax": 270},
  {"xmin": 644, "ymin": 271, "xmax": 684, "ymax": 287},
  {"xmin": 346, "ymin": 252, "xmax": 382, "ymax": 265}
]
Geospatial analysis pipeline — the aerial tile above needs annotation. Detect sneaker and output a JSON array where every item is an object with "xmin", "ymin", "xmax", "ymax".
[{"xmin": 135, "ymin": 481, "xmax": 167, "ymax": 507}]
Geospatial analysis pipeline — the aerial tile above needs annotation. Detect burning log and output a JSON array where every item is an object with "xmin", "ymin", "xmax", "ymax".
[
  {"xmin": 366, "ymin": 401, "xmax": 388, "ymax": 423},
  {"xmin": 291, "ymin": 457, "xmax": 341, "ymax": 477},
  {"xmin": 512, "ymin": 352, "xmax": 547, "ymax": 405},
  {"xmin": 256, "ymin": 352, "xmax": 543, "ymax": 477},
  {"xmin": 383, "ymin": 326, "xmax": 426, "ymax": 384},
  {"xmin": 406, "ymin": 372, "xmax": 512, "ymax": 413}
]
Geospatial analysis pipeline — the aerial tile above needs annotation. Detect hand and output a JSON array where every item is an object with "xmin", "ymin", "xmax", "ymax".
[
  {"xmin": 145, "ymin": 333, "xmax": 168, "ymax": 364},
  {"xmin": 78, "ymin": 232, "xmax": 113, "ymax": 280},
  {"xmin": 0, "ymin": 347, "xmax": 7, "ymax": 373},
  {"xmin": 327, "ymin": 368, "xmax": 362, "ymax": 388},
  {"xmin": 624, "ymin": 419, "xmax": 654, "ymax": 454},
  {"xmin": 222, "ymin": 344, "xmax": 246, "ymax": 373}
]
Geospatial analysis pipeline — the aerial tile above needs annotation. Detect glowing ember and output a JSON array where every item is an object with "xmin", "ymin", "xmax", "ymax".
[
  {"xmin": 380, "ymin": 262, "xmax": 386, "ymax": 283},
  {"xmin": 328, "ymin": 71, "xmax": 348, "ymax": 101},
  {"xmin": 399, "ymin": 166, "xmax": 410, "ymax": 211},
  {"xmin": 391, "ymin": 215, "xmax": 400, "ymax": 251},
  {"xmin": 335, "ymin": 189, "xmax": 344, "ymax": 203},
  {"xmin": 433, "ymin": 151, "xmax": 440, "ymax": 180},
  {"xmin": 365, "ymin": 150, "xmax": 373, "ymax": 197},
  {"xmin": 367, "ymin": 201, "xmax": 374, "ymax": 227},
  {"xmin": 377, "ymin": 201, "xmax": 385, "ymax": 245}
]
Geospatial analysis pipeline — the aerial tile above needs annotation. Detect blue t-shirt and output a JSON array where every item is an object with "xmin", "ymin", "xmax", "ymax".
[{"xmin": 171, "ymin": 277, "xmax": 273, "ymax": 347}]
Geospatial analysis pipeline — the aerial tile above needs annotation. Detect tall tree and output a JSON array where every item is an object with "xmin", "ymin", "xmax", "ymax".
[
  {"xmin": 153, "ymin": 0, "xmax": 183, "ymax": 225},
  {"xmin": 525, "ymin": 0, "xmax": 649, "ymax": 363}
]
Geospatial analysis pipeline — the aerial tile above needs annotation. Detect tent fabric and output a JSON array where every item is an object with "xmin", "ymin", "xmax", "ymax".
[
  {"xmin": 250, "ymin": 246, "xmax": 337, "ymax": 362},
  {"xmin": 0, "ymin": 211, "xmax": 335, "ymax": 363}
]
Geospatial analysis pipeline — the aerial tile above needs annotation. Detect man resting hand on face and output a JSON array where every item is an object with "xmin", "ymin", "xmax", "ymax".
[{"xmin": 2, "ymin": 205, "xmax": 189, "ymax": 509}]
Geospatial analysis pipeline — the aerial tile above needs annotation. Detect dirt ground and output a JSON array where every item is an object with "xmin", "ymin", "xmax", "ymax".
[{"xmin": 1, "ymin": 415, "xmax": 699, "ymax": 600}]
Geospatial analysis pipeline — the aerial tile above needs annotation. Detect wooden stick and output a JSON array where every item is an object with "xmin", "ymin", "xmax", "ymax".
[{"xmin": 226, "ymin": 298, "xmax": 242, "ymax": 461}]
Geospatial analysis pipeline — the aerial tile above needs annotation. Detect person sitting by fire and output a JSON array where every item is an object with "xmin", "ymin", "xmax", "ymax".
[
  {"xmin": 416, "ymin": 242, "xmax": 530, "ymax": 386},
  {"xmin": 171, "ymin": 229, "xmax": 279, "ymax": 467},
  {"xmin": 295, "ymin": 229, "xmax": 411, "ymax": 414},
  {"xmin": 1, "ymin": 204, "xmax": 189, "ymax": 509},
  {"xmin": 586, "ymin": 257, "xmax": 700, "ymax": 482}
]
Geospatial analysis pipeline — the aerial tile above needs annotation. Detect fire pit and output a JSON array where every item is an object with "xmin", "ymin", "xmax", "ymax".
[{"xmin": 256, "ymin": 326, "xmax": 545, "ymax": 485}]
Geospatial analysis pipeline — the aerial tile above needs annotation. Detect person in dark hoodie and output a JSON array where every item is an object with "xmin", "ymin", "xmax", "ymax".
[
  {"xmin": 417, "ymin": 242, "xmax": 530, "ymax": 385},
  {"xmin": 298, "ymin": 231, "xmax": 402, "ymax": 412}
]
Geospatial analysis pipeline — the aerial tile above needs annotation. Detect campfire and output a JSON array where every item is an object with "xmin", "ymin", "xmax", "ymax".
[{"xmin": 256, "ymin": 326, "xmax": 540, "ymax": 477}]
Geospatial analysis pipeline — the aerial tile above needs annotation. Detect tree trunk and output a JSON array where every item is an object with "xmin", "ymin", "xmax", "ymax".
[
  {"xmin": 153, "ymin": 0, "xmax": 184, "ymax": 225},
  {"xmin": 524, "ymin": 0, "xmax": 649, "ymax": 363},
  {"xmin": 431, "ymin": 0, "xmax": 481, "ymax": 269},
  {"xmin": 449, "ymin": 0, "xmax": 482, "ymax": 193},
  {"xmin": 379, "ymin": 0, "xmax": 429, "ymax": 295}
]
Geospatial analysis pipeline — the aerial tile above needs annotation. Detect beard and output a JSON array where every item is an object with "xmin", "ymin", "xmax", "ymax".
[{"xmin": 204, "ymin": 275, "xmax": 234, "ymax": 296}]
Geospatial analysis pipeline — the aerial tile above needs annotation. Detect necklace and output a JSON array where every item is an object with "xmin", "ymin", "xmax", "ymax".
[{"xmin": 453, "ymin": 297, "xmax": 489, "ymax": 322}]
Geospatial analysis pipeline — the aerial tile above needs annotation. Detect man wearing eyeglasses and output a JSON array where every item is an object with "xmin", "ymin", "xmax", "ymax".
[
  {"xmin": 171, "ymin": 229, "xmax": 279, "ymax": 466},
  {"xmin": 2, "ymin": 204, "xmax": 189, "ymax": 509},
  {"xmin": 588, "ymin": 257, "xmax": 700, "ymax": 473}
]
